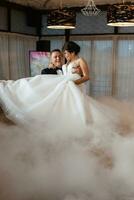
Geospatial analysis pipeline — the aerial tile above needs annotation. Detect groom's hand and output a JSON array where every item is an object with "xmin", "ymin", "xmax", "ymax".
[{"xmin": 72, "ymin": 66, "xmax": 82, "ymax": 76}]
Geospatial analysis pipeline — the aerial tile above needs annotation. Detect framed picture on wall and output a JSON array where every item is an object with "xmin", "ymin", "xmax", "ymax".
[{"xmin": 29, "ymin": 51, "xmax": 50, "ymax": 76}]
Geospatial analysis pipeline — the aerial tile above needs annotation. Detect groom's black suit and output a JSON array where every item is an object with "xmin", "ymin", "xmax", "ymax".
[{"xmin": 41, "ymin": 67, "xmax": 62, "ymax": 75}]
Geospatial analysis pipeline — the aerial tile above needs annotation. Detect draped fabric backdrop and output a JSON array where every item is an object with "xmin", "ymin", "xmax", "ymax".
[
  {"xmin": 0, "ymin": 32, "xmax": 36, "ymax": 80},
  {"xmin": 0, "ymin": 33, "xmax": 134, "ymax": 99}
]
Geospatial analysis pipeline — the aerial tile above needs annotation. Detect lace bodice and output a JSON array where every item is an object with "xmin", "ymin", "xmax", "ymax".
[{"xmin": 62, "ymin": 59, "xmax": 81, "ymax": 81}]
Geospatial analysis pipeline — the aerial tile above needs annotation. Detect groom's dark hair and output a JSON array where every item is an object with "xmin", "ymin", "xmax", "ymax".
[
  {"xmin": 62, "ymin": 41, "xmax": 80, "ymax": 55},
  {"xmin": 50, "ymin": 49, "xmax": 61, "ymax": 55}
]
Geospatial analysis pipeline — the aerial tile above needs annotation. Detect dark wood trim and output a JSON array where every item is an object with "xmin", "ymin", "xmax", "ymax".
[
  {"xmin": 65, "ymin": 29, "xmax": 70, "ymax": 42},
  {"xmin": 114, "ymin": 27, "xmax": 119, "ymax": 34},
  {"xmin": 40, "ymin": 33, "xmax": 134, "ymax": 37},
  {"xmin": 0, "ymin": 31, "xmax": 134, "ymax": 38}
]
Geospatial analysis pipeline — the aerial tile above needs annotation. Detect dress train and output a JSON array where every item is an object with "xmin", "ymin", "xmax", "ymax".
[{"xmin": 0, "ymin": 62, "xmax": 134, "ymax": 200}]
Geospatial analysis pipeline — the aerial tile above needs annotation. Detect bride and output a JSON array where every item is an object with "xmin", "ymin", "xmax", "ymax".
[{"xmin": 0, "ymin": 41, "xmax": 134, "ymax": 200}]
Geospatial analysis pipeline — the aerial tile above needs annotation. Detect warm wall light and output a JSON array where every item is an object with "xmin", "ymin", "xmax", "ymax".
[
  {"xmin": 107, "ymin": 3, "xmax": 134, "ymax": 27},
  {"xmin": 47, "ymin": 8, "xmax": 76, "ymax": 29}
]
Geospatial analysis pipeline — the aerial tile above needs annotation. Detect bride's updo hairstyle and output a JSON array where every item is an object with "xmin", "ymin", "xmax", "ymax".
[{"xmin": 62, "ymin": 41, "xmax": 80, "ymax": 55}]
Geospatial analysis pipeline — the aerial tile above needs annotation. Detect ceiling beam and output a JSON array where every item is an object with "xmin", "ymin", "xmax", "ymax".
[{"xmin": 0, "ymin": 1, "xmax": 133, "ymax": 13}]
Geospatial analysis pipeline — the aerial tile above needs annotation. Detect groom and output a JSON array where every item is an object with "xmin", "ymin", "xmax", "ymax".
[
  {"xmin": 41, "ymin": 49, "xmax": 63, "ymax": 75},
  {"xmin": 41, "ymin": 49, "xmax": 82, "ymax": 75}
]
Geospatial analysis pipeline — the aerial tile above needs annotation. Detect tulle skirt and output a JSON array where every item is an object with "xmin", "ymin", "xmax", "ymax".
[{"xmin": 0, "ymin": 75, "xmax": 134, "ymax": 200}]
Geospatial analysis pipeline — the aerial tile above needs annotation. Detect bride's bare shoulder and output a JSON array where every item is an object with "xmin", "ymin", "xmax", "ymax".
[{"xmin": 79, "ymin": 57, "xmax": 86, "ymax": 62}]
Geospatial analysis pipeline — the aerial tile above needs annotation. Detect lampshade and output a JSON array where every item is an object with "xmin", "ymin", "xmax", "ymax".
[
  {"xmin": 107, "ymin": 4, "xmax": 134, "ymax": 27},
  {"xmin": 47, "ymin": 8, "xmax": 76, "ymax": 29}
]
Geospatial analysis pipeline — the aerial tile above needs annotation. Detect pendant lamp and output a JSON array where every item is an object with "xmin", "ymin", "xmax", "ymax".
[
  {"xmin": 47, "ymin": 0, "xmax": 76, "ymax": 30},
  {"xmin": 107, "ymin": 2, "xmax": 134, "ymax": 27}
]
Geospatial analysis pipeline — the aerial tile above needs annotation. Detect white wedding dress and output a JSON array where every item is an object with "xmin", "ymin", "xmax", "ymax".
[
  {"xmin": 0, "ymin": 59, "xmax": 119, "ymax": 143},
  {"xmin": 0, "ymin": 60, "xmax": 134, "ymax": 200}
]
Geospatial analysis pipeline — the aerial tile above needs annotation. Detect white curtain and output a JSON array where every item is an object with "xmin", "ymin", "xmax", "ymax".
[
  {"xmin": 90, "ymin": 39, "xmax": 113, "ymax": 97},
  {"xmin": 0, "ymin": 33, "xmax": 9, "ymax": 79},
  {"xmin": 51, "ymin": 38, "xmax": 64, "ymax": 50},
  {"xmin": 115, "ymin": 38, "xmax": 134, "ymax": 99},
  {"xmin": 0, "ymin": 32, "xmax": 37, "ymax": 80},
  {"xmin": 8, "ymin": 34, "xmax": 36, "ymax": 79},
  {"xmin": 43, "ymin": 36, "xmax": 64, "ymax": 51}
]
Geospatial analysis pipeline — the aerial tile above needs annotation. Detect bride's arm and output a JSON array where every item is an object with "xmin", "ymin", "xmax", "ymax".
[{"xmin": 74, "ymin": 58, "xmax": 90, "ymax": 85}]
